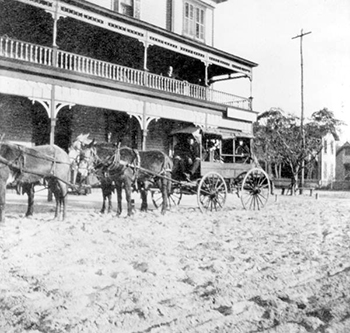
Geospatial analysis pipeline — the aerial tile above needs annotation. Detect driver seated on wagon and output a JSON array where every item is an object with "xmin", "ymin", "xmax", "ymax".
[{"xmin": 173, "ymin": 135, "xmax": 200, "ymax": 181}]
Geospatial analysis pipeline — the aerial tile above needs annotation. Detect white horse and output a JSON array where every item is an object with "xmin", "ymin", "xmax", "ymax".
[{"xmin": 68, "ymin": 134, "xmax": 93, "ymax": 186}]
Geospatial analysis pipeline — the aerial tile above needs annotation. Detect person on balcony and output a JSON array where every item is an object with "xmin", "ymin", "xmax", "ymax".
[{"xmin": 167, "ymin": 66, "xmax": 174, "ymax": 78}]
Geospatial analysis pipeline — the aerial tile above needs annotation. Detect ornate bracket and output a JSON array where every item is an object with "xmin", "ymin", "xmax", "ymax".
[
  {"xmin": 29, "ymin": 98, "xmax": 74, "ymax": 118},
  {"xmin": 128, "ymin": 113, "xmax": 159, "ymax": 132}
]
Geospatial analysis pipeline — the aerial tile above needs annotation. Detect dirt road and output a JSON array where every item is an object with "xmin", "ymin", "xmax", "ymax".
[{"xmin": 1, "ymin": 189, "xmax": 349, "ymax": 332}]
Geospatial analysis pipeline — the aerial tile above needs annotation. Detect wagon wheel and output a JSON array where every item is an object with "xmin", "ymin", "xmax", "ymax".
[
  {"xmin": 197, "ymin": 172, "xmax": 227, "ymax": 213},
  {"xmin": 151, "ymin": 187, "xmax": 182, "ymax": 209},
  {"xmin": 240, "ymin": 168, "xmax": 270, "ymax": 210}
]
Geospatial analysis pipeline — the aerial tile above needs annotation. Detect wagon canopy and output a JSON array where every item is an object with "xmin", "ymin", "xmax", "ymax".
[
  {"xmin": 170, "ymin": 126, "xmax": 254, "ymax": 140},
  {"xmin": 170, "ymin": 127, "xmax": 202, "ymax": 143}
]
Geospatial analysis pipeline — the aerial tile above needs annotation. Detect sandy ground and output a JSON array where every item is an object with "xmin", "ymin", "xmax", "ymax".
[{"xmin": 1, "ymin": 188, "xmax": 350, "ymax": 333}]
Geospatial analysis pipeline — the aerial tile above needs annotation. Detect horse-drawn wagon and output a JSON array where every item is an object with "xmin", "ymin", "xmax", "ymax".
[
  {"xmin": 0, "ymin": 127, "xmax": 271, "ymax": 221},
  {"xmin": 150, "ymin": 126, "xmax": 271, "ymax": 213}
]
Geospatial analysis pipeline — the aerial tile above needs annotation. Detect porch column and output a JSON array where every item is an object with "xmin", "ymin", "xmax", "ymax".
[
  {"xmin": 204, "ymin": 62, "xmax": 209, "ymax": 86},
  {"xmin": 49, "ymin": 0, "xmax": 60, "ymax": 144},
  {"xmin": 249, "ymin": 75, "xmax": 253, "ymax": 110},
  {"xmin": 129, "ymin": 105, "xmax": 159, "ymax": 150},
  {"xmin": 142, "ymin": 41, "xmax": 149, "ymax": 71},
  {"xmin": 50, "ymin": 88, "xmax": 56, "ymax": 145}
]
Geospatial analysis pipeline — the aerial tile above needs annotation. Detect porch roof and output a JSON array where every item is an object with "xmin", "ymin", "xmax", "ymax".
[{"xmin": 16, "ymin": 0, "xmax": 257, "ymax": 76}]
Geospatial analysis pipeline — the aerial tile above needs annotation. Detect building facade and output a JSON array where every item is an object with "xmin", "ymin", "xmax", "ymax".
[
  {"xmin": 0, "ymin": 0, "xmax": 258, "ymax": 177},
  {"xmin": 336, "ymin": 142, "xmax": 350, "ymax": 181},
  {"xmin": 318, "ymin": 132, "xmax": 337, "ymax": 187}
]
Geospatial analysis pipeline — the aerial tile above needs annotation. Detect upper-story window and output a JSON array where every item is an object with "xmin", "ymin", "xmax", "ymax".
[
  {"xmin": 330, "ymin": 141, "xmax": 334, "ymax": 154},
  {"xmin": 324, "ymin": 139, "xmax": 327, "ymax": 154},
  {"xmin": 184, "ymin": 1, "xmax": 205, "ymax": 42},
  {"xmin": 113, "ymin": 0, "xmax": 135, "ymax": 17}
]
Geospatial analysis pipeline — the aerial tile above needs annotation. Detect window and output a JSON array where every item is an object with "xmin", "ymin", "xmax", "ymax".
[
  {"xmin": 203, "ymin": 136, "xmax": 222, "ymax": 162},
  {"xmin": 330, "ymin": 141, "xmax": 334, "ymax": 155},
  {"xmin": 345, "ymin": 163, "xmax": 350, "ymax": 180},
  {"xmin": 324, "ymin": 140, "xmax": 327, "ymax": 154},
  {"xmin": 184, "ymin": 1, "xmax": 205, "ymax": 41},
  {"xmin": 220, "ymin": 137, "xmax": 251, "ymax": 164},
  {"xmin": 221, "ymin": 138, "xmax": 233, "ymax": 163},
  {"xmin": 113, "ymin": 0, "xmax": 134, "ymax": 17},
  {"xmin": 345, "ymin": 148, "xmax": 350, "ymax": 156}
]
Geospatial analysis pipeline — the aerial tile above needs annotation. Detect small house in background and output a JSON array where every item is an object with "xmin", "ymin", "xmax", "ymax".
[
  {"xmin": 335, "ymin": 141, "xmax": 350, "ymax": 190},
  {"xmin": 318, "ymin": 132, "xmax": 338, "ymax": 188}
]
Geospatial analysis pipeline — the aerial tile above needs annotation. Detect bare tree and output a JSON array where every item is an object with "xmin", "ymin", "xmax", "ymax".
[{"xmin": 253, "ymin": 108, "xmax": 343, "ymax": 193}]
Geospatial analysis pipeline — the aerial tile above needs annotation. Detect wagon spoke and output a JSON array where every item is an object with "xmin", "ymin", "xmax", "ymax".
[
  {"xmin": 197, "ymin": 172, "xmax": 227, "ymax": 213},
  {"xmin": 241, "ymin": 168, "xmax": 271, "ymax": 210},
  {"xmin": 152, "ymin": 187, "xmax": 182, "ymax": 210}
]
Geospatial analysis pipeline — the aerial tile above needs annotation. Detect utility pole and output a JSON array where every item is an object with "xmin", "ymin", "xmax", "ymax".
[{"xmin": 292, "ymin": 29, "xmax": 311, "ymax": 189}]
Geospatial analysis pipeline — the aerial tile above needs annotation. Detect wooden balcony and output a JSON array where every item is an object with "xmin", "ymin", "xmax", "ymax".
[{"xmin": 0, "ymin": 37, "xmax": 252, "ymax": 110}]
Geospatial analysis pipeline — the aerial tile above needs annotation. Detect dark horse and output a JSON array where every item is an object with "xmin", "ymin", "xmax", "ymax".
[
  {"xmin": 78, "ymin": 142, "xmax": 172, "ymax": 216},
  {"xmin": 0, "ymin": 142, "xmax": 71, "ymax": 222}
]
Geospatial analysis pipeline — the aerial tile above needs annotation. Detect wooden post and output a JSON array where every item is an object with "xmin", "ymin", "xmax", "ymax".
[
  {"xmin": 48, "ymin": 0, "xmax": 59, "ymax": 202},
  {"xmin": 292, "ymin": 29, "xmax": 311, "ymax": 189}
]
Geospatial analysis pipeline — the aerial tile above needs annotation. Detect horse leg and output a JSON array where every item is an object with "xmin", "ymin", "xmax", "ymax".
[
  {"xmin": 140, "ymin": 189, "xmax": 148, "ymax": 212},
  {"xmin": 139, "ymin": 181, "xmax": 148, "ymax": 212},
  {"xmin": 100, "ymin": 185, "xmax": 107, "ymax": 214},
  {"xmin": 58, "ymin": 180, "xmax": 68, "ymax": 221},
  {"xmin": 161, "ymin": 179, "xmax": 169, "ymax": 215},
  {"xmin": 107, "ymin": 193, "xmax": 112, "ymax": 213},
  {"xmin": 23, "ymin": 183, "xmax": 35, "ymax": 217},
  {"xmin": 115, "ymin": 181, "xmax": 123, "ymax": 216},
  {"xmin": 124, "ymin": 180, "xmax": 133, "ymax": 216},
  {"xmin": 48, "ymin": 180, "xmax": 62, "ymax": 220},
  {"xmin": 100, "ymin": 180, "xmax": 113, "ymax": 214},
  {"xmin": 0, "ymin": 181, "xmax": 6, "ymax": 223},
  {"xmin": 71, "ymin": 168, "xmax": 77, "ymax": 185}
]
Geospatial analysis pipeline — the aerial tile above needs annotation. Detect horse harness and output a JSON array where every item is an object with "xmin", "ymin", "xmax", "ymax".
[
  {"xmin": 87, "ymin": 145, "xmax": 170, "ymax": 189},
  {"xmin": 0, "ymin": 142, "xmax": 71, "ymax": 186}
]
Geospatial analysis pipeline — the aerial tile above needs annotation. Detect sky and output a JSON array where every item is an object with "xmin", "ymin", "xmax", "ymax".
[{"xmin": 213, "ymin": 0, "xmax": 350, "ymax": 143}]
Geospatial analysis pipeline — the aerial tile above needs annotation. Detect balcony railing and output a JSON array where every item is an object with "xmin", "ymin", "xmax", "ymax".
[{"xmin": 0, "ymin": 37, "xmax": 251, "ymax": 110}]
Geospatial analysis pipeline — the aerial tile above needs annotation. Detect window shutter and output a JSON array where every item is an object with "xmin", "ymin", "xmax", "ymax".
[
  {"xmin": 134, "ymin": 0, "xmax": 141, "ymax": 19},
  {"xmin": 166, "ymin": 0, "xmax": 173, "ymax": 31},
  {"xmin": 113, "ymin": 0, "xmax": 118, "ymax": 12}
]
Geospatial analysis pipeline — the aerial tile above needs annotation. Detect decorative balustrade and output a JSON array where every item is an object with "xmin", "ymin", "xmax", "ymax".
[{"xmin": 0, "ymin": 37, "xmax": 251, "ymax": 110}]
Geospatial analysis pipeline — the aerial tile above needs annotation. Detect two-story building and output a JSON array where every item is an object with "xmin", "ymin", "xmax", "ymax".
[{"xmin": 0, "ymin": 0, "xmax": 258, "ymax": 177}]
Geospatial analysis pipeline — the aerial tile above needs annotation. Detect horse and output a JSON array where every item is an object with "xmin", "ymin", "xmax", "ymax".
[
  {"xmin": 0, "ymin": 142, "xmax": 71, "ymax": 222},
  {"xmin": 68, "ymin": 133, "xmax": 94, "ymax": 193},
  {"xmin": 137, "ymin": 150, "xmax": 173, "ymax": 214},
  {"xmin": 77, "ymin": 141, "xmax": 172, "ymax": 216},
  {"xmin": 85, "ymin": 143, "xmax": 140, "ymax": 216}
]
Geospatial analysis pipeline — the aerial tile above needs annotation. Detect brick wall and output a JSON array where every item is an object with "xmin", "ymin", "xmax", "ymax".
[
  {"xmin": 0, "ymin": 94, "xmax": 38, "ymax": 144},
  {"xmin": 71, "ymin": 105, "xmax": 107, "ymax": 144},
  {"xmin": 1, "ymin": 95, "xmax": 194, "ymax": 155},
  {"xmin": 145, "ymin": 118, "xmax": 175, "ymax": 152}
]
